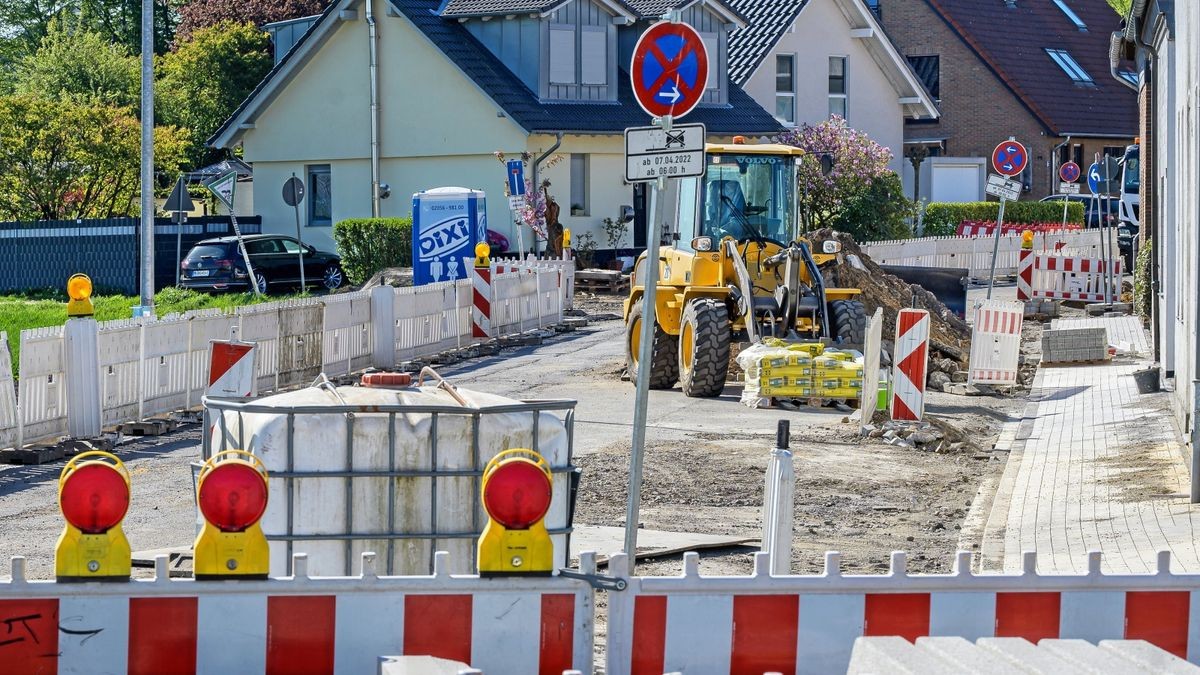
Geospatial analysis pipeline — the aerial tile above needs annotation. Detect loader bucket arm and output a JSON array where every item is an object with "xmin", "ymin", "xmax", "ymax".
[
  {"xmin": 724, "ymin": 239, "xmax": 761, "ymax": 343},
  {"xmin": 797, "ymin": 241, "xmax": 832, "ymax": 340}
]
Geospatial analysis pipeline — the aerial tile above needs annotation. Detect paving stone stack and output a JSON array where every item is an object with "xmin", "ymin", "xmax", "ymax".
[{"xmin": 1041, "ymin": 327, "xmax": 1109, "ymax": 364}]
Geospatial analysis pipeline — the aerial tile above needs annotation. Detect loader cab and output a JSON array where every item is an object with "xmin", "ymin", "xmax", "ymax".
[{"xmin": 674, "ymin": 142, "xmax": 806, "ymax": 251}]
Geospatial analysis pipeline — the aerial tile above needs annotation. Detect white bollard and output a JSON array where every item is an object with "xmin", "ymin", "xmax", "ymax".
[
  {"xmin": 64, "ymin": 317, "xmax": 102, "ymax": 438},
  {"xmin": 760, "ymin": 420, "xmax": 794, "ymax": 576}
]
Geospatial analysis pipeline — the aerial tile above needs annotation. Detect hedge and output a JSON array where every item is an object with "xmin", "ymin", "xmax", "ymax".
[
  {"xmin": 923, "ymin": 201, "xmax": 1085, "ymax": 236},
  {"xmin": 332, "ymin": 217, "xmax": 412, "ymax": 284}
]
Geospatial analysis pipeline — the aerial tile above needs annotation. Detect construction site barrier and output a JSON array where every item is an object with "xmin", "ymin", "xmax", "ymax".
[
  {"xmin": 0, "ymin": 551, "xmax": 595, "ymax": 675},
  {"xmin": 860, "ymin": 229, "xmax": 1117, "ymax": 281},
  {"xmin": 3, "ymin": 268, "xmax": 573, "ymax": 449},
  {"xmin": 1017, "ymin": 249, "xmax": 1124, "ymax": 302},
  {"xmin": 968, "ymin": 300, "xmax": 1024, "ymax": 385},
  {"xmin": 956, "ymin": 221, "xmax": 1082, "ymax": 237},
  {"xmin": 493, "ymin": 253, "xmax": 576, "ymax": 310},
  {"xmin": 605, "ymin": 550, "xmax": 1200, "ymax": 675},
  {"xmin": 0, "ymin": 332, "xmax": 15, "ymax": 451}
]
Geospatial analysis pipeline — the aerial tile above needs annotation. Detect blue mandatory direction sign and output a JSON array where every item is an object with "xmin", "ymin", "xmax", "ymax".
[
  {"xmin": 506, "ymin": 160, "xmax": 526, "ymax": 197},
  {"xmin": 1088, "ymin": 162, "xmax": 1101, "ymax": 194}
]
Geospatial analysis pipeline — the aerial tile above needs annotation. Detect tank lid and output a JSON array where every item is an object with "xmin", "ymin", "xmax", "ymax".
[{"xmin": 361, "ymin": 372, "xmax": 413, "ymax": 389}]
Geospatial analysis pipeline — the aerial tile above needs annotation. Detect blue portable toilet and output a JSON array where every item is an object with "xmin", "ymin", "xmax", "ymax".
[{"xmin": 411, "ymin": 187, "xmax": 487, "ymax": 285}]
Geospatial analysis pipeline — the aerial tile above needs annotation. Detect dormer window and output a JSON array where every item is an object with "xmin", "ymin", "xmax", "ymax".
[{"xmin": 543, "ymin": 3, "xmax": 618, "ymax": 101}]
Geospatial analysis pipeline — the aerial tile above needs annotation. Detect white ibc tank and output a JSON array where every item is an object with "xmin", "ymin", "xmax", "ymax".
[{"xmin": 209, "ymin": 381, "xmax": 573, "ymax": 577}]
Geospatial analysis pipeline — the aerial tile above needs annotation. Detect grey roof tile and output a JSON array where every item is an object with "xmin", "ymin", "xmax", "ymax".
[{"xmin": 725, "ymin": 0, "xmax": 809, "ymax": 86}]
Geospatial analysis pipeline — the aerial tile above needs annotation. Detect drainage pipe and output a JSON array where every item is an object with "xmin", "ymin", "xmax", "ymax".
[{"xmin": 367, "ymin": 0, "xmax": 381, "ymax": 218}]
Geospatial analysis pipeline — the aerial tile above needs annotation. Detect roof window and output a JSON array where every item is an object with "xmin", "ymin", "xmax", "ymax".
[
  {"xmin": 1119, "ymin": 70, "xmax": 1139, "ymax": 87},
  {"xmin": 1045, "ymin": 48, "xmax": 1094, "ymax": 86},
  {"xmin": 1051, "ymin": 0, "xmax": 1087, "ymax": 31}
]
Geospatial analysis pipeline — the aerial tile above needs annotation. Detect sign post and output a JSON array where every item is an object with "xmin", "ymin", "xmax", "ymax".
[
  {"xmin": 283, "ymin": 175, "xmax": 307, "ymax": 292},
  {"xmin": 163, "ymin": 177, "xmax": 195, "ymax": 287},
  {"xmin": 985, "ymin": 138, "xmax": 1028, "ymax": 299},
  {"xmin": 623, "ymin": 16, "xmax": 708, "ymax": 567},
  {"xmin": 506, "ymin": 159, "xmax": 526, "ymax": 257},
  {"xmin": 204, "ymin": 170, "xmax": 261, "ymax": 298}
]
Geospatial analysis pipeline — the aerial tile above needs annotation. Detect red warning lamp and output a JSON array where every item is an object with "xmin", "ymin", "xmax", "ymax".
[
  {"xmin": 478, "ymin": 449, "xmax": 554, "ymax": 575},
  {"xmin": 194, "ymin": 450, "xmax": 270, "ymax": 578},
  {"xmin": 198, "ymin": 461, "xmax": 269, "ymax": 532},
  {"xmin": 55, "ymin": 451, "xmax": 132, "ymax": 580},
  {"xmin": 482, "ymin": 458, "xmax": 552, "ymax": 530}
]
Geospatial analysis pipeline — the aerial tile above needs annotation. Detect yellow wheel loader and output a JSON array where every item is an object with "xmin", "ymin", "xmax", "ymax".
[{"xmin": 623, "ymin": 139, "xmax": 866, "ymax": 397}]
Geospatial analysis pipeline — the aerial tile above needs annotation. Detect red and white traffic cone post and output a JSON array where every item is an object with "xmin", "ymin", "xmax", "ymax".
[{"xmin": 472, "ymin": 243, "xmax": 492, "ymax": 338}]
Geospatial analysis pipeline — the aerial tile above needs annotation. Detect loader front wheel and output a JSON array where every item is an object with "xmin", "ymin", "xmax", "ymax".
[
  {"xmin": 626, "ymin": 302, "xmax": 678, "ymax": 389},
  {"xmin": 679, "ymin": 299, "xmax": 731, "ymax": 398},
  {"xmin": 830, "ymin": 300, "xmax": 867, "ymax": 346}
]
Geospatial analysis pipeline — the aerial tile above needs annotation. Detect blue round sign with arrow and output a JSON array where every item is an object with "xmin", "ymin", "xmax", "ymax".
[
  {"xmin": 630, "ymin": 21, "xmax": 709, "ymax": 119},
  {"xmin": 991, "ymin": 140, "xmax": 1028, "ymax": 177},
  {"xmin": 1087, "ymin": 162, "xmax": 1102, "ymax": 194}
]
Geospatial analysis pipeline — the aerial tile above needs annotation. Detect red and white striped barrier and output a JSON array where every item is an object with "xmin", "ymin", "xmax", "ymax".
[
  {"xmin": 969, "ymin": 300, "xmax": 1024, "ymax": 385},
  {"xmin": 891, "ymin": 309, "xmax": 930, "ymax": 421},
  {"xmin": 472, "ymin": 263, "xmax": 492, "ymax": 338},
  {"xmin": 206, "ymin": 340, "xmax": 256, "ymax": 398},
  {"xmin": 0, "ymin": 552, "xmax": 593, "ymax": 675},
  {"xmin": 957, "ymin": 221, "xmax": 1082, "ymax": 237},
  {"xmin": 1018, "ymin": 250, "xmax": 1123, "ymax": 303},
  {"xmin": 606, "ymin": 550, "xmax": 1200, "ymax": 675}
]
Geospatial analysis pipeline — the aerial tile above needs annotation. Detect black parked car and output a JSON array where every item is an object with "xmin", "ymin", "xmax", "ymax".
[
  {"xmin": 181, "ymin": 235, "xmax": 345, "ymax": 294},
  {"xmin": 1038, "ymin": 194, "xmax": 1119, "ymax": 228}
]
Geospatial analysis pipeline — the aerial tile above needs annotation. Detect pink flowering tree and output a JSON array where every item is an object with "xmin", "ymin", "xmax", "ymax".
[
  {"xmin": 493, "ymin": 151, "xmax": 564, "ymax": 240},
  {"xmin": 779, "ymin": 116, "xmax": 913, "ymax": 240}
]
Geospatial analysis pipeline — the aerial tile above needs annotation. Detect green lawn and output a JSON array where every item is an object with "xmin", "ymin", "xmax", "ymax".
[{"xmin": 0, "ymin": 287, "xmax": 296, "ymax": 373}]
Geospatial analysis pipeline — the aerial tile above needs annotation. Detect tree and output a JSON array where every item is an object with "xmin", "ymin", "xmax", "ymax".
[
  {"xmin": 14, "ymin": 17, "xmax": 141, "ymax": 108},
  {"xmin": 0, "ymin": 95, "xmax": 190, "ymax": 220},
  {"xmin": 779, "ymin": 116, "xmax": 913, "ymax": 241},
  {"xmin": 157, "ymin": 21, "xmax": 271, "ymax": 167},
  {"xmin": 175, "ymin": 0, "xmax": 328, "ymax": 43}
]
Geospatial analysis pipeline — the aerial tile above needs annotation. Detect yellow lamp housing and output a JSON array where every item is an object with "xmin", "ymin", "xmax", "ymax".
[
  {"xmin": 474, "ymin": 242, "xmax": 491, "ymax": 268},
  {"xmin": 193, "ymin": 450, "xmax": 270, "ymax": 580},
  {"xmin": 55, "ymin": 451, "xmax": 132, "ymax": 581},
  {"xmin": 1021, "ymin": 230, "xmax": 1035, "ymax": 250},
  {"xmin": 478, "ymin": 449, "xmax": 554, "ymax": 576},
  {"xmin": 66, "ymin": 273, "xmax": 94, "ymax": 317},
  {"xmin": 562, "ymin": 228, "xmax": 572, "ymax": 250}
]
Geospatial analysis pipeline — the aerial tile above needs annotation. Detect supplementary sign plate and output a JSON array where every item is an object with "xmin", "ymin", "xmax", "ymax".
[
  {"xmin": 1059, "ymin": 182, "xmax": 1081, "ymax": 195},
  {"xmin": 985, "ymin": 174, "xmax": 1022, "ymax": 201},
  {"xmin": 624, "ymin": 123, "xmax": 706, "ymax": 182}
]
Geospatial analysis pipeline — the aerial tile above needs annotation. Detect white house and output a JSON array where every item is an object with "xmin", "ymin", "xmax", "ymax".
[
  {"xmin": 724, "ymin": 0, "xmax": 938, "ymax": 175},
  {"xmin": 209, "ymin": 0, "xmax": 783, "ymax": 255}
]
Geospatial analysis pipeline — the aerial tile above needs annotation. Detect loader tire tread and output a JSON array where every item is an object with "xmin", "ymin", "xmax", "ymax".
[
  {"xmin": 680, "ymin": 299, "xmax": 731, "ymax": 398},
  {"xmin": 626, "ymin": 302, "xmax": 678, "ymax": 389}
]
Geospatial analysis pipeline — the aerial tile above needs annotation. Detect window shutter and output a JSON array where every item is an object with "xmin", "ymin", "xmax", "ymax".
[
  {"xmin": 703, "ymin": 35, "xmax": 719, "ymax": 90},
  {"xmin": 581, "ymin": 29, "xmax": 607, "ymax": 85},
  {"xmin": 549, "ymin": 27, "xmax": 576, "ymax": 85}
]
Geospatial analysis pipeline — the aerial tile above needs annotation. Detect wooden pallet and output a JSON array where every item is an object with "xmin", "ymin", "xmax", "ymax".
[
  {"xmin": 1, "ymin": 445, "xmax": 66, "ymax": 465},
  {"xmin": 575, "ymin": 274, "xmax": 630, "ymax": 294},
  {"xmin": 60, "ymin": 437, "xmax": 115, "ymax": 456},
  {"xmin": 118, "ymin": 417, "xmax": 176, "ymax": 436}
]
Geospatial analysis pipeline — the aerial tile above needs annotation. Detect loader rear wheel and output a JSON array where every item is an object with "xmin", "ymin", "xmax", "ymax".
[
  {"xmin": 830, "ymin": 300, "xmax": 866, "ymax": 346},
  {"xmin": 679, "ymin": 299, "xmax": 731, "ymax": 398},
  {"xmin": 626, "ymin": 302, "xmax": 678, "ymax": 389}
]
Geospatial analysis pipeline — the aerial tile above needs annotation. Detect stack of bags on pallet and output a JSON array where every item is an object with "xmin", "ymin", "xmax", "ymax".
[{"xmin": 738, "ymin": 339, "xmax": 865, "ymax": 408}]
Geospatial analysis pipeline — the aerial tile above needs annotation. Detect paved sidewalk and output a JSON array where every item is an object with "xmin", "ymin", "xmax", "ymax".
[{"xmin": 981, "ymin": 317, "xmax": 1200, "ymax": 574}]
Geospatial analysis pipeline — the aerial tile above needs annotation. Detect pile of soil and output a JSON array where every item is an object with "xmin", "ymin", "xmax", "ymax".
[{"xmin": 808, "ymin": 228, "xmax": 972, "ymax": 365}]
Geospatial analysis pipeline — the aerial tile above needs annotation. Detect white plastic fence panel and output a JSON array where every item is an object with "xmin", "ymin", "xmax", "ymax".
[
  {"xmin": 968, "ymin": 300, "xmax": 1024, "ymax": 385},
  {"xmin": 861, "ymin": 230, "xmax": 1119, "ymax": 280},
  {"xmin": 18, "ymin": 326, "xmax": 66, "ymax": 443},
  {"xmin": 321, "ymin": 290, "xmax": 373, "ymax": 377},
  {"xmin": 455, "ymin": 278, "xmax": 473, "ymax": 344},
  {"xmin": 274, "ymin": 299, "xmax": 324, "ymax": 389},
  {"xmin": 0, "ymin": 332, "xmax": 17, "ymax": 450},
  {"xmin": 393, "ymin": 281, "xmax": 461, "ymax": 361},
  {"xmin": 96, "ymin": 318, "xmax": 143, "ymax": 426},
  {"xmin": 537, "ymin": 269, "xmax": 564, "ymax": 323},
  {"xmin": 494, "ymin": 254, "xmax": 576, "ymax": 310},
  {"xmin": 490, "ymin": 271, "xmax": 531, "ymax": 335},
  {"xmin": 140, "ymin": 317, "xmax": 192, "ymax": 418},
  {"xmin": 237, "ymin": 302, "xmax": 282, "ymax": 392}
]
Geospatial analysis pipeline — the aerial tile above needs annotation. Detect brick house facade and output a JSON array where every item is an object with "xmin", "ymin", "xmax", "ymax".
[{"xmin": 874, "ymin": 0, "xmax": 1136, "ymax": 199}]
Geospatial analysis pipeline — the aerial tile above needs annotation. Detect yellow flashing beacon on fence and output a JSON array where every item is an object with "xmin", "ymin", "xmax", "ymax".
[
  {"xmin": 193, "ymin": 450, "xmax": 270, "ymax": 579},
  {"xmin": 562, "ymin": 228, "xmax": 572, "ymax": 250},
  {"xmin": 475, "ymin": 242, "xmax": 491, "ymax": 268},
  {"xmin": 1021, "ymin": 230, "xmax": 1035, "ymax": 250},
  {"xmin": 56, "ymin": 451, "xmax": 132, "ymax": 581},
  {"xmin": 66, "ymin": 273, "xmax": 94, "ymax": 317},
  {"xmin": 478, "ymin": 449, "xmax": 554, "ymax": 576}
]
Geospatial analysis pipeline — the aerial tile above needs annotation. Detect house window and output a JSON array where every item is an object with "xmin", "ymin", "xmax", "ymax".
[
  {"xmin": 307, "ymin": 165, "xmax": 331, "ymax": 226},
  {"xmin": 549, "ymin": 26, "xmax": 576, "ymax": 85},
  {"xmin": 1059, "ymin": 143, "xmax": 1083, "ymax": 168},
  {"xmin": 1045, "ymin": 48, "xmax": 1094, "ymax": 86},
  {"xmin": 703, "ymin": 34, "xmax": 719, "ymax": 90},
  {"xmin": 1102, "ymin": 146, "xmax": 1125, "ymax": 160},
  {"xmin": 906, "ymin": 55, "xmax": 939, "ymax": 100},
  {"xmin": 1051, "ymin": 0, "xmax": 1087, "ymax": 31},
  {"xmin": 828, "ymin": 56, "xmax": 847, "ymax": 119},
  {"xmin": 581, "ymin": 28, "xmax": 607, "ymax": 85},
  {"xmin": 1118, "ymin": 70, "xmax": 1139, "ymax": 87},
  {"xmin": 775, "ymin": 54, "xmax": 796, "ymax": 125},
  {"xmin": 569, "ymin": 154, "xmax": 588, "ymax": 216}
]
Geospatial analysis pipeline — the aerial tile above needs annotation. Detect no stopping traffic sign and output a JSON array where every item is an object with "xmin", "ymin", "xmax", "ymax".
[{"xmin": 630, "ymin": 22, "xmax": 709, "ymax": 119}]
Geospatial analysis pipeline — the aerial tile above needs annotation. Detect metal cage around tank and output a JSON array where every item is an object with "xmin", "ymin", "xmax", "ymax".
[{"xmin": 200, "ymin": 394, "xmax": 579, "ymax": 576}]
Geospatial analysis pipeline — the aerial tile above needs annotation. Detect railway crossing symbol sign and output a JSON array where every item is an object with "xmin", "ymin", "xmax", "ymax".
[
  {"xmin": 991, "ymin": 140, "xmax": 1028, "ymax": 177},
  {"xmin": 630, "ymin": 21, "xmax": 709, "ymax": 119}
]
